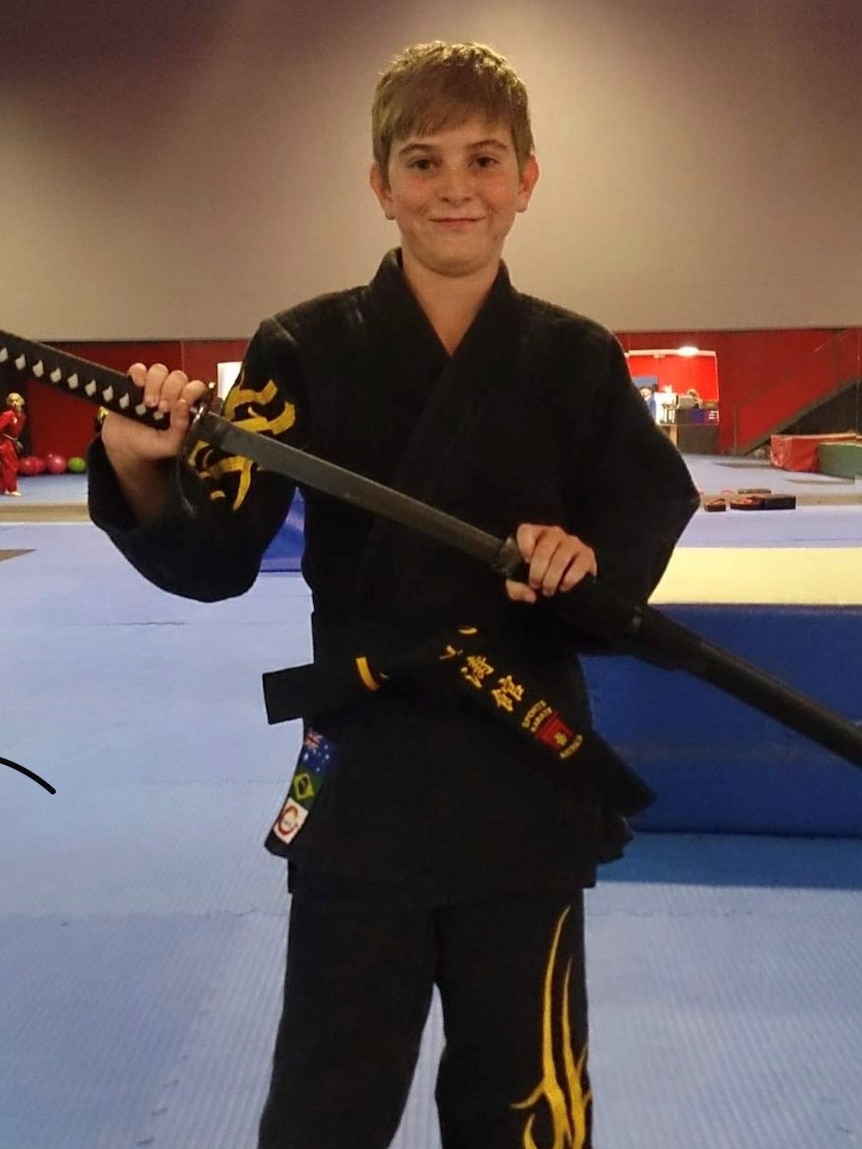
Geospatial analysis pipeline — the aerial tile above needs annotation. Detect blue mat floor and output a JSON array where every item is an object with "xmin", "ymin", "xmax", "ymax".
[{"xmin": 1, "ymin": 522, "xmax": 861, "ymax": 1148}]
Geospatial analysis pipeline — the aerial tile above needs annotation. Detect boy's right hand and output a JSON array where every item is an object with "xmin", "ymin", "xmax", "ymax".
[{"xmin": 100, "ymin": 363, "xmax": 212, "ymax": 465}]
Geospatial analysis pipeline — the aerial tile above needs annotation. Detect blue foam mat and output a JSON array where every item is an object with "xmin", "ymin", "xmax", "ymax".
[
  {"xmin": 3, "ymin": 520, "xmax": 862, "ymax": 1149},
  {"xmin": 584, "ymin": 605, "xmax": 862, "ymax": 836}
]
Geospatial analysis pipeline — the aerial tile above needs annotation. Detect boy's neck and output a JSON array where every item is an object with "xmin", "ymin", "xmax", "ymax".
[{"xmin": 401, "ymin": 252, "xmax": 500, "ymax": 356}]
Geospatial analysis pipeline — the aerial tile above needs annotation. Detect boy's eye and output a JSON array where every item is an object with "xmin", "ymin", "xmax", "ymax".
[
  {"xmin": 473, "ymin": 155, "xmax": 499, "ymax": 168},
  {"xmin": 407, "ymin": 157, "xmax": 435, "ymax": 171}
]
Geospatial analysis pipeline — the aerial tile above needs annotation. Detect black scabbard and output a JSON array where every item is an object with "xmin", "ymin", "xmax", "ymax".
[{"xmin": 538, "ymin": 577, "xmax": 862, "ymax": 769}]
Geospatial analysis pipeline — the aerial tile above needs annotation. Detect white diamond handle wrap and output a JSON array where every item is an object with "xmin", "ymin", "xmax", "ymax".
[{"xmin": 0, "ymin": 329, "xmax": 172, "ymax": 428}]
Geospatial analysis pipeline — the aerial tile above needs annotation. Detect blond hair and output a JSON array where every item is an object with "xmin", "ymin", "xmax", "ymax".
[{"xmin": 372, "ymin": 41, "xmax": 534, "ymax": 177}]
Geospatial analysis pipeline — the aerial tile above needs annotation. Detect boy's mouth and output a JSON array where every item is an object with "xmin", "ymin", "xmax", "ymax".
[{"xmin": 432, "ymin": 217, "xmax": 483, "ymax": 225}]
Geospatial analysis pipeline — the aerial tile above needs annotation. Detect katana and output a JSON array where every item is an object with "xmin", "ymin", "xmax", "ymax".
[{"xmin": 3, "ymin": 327, "xmax": 862, "ymax": 770}]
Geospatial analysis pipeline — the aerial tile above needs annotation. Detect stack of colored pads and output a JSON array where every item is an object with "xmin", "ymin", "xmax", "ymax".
[
  {"xmin": 771, "ymin": 432, "xmax": 862, "ymax": 473},
  {"xmin": 817, "ymin": 440, "xmax": 862, "ymax": 479},
  {"xmin": 702, "ymin": 488, "xmax": 797, "ymax": 512}
]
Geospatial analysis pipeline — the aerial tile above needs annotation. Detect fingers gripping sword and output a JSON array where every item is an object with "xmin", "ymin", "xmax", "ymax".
[{"xmin": 3, "ymin": 328, "xmax": 862, "ymax": 770}]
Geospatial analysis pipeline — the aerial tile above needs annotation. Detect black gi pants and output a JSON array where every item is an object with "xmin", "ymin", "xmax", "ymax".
[{"xmin": 257, "ymin": 869, "xmax": 592, "ymax": 1149}]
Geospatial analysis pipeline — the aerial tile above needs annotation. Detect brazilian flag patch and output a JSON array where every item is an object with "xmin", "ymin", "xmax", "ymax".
[{"xmin": 266, "ymin": 727, "xmax": 336, "ymax": 852}]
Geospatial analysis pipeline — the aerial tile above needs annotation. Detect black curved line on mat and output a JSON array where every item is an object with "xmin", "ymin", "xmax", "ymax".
[{"xmin": 0, "ymin": 756, "xmax": 55, "ymax": 794}]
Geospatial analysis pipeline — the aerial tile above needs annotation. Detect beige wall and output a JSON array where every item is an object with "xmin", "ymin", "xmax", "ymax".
[{"xmin": 0, "ymin": 0, "xmax": 859, "ymax": 339}]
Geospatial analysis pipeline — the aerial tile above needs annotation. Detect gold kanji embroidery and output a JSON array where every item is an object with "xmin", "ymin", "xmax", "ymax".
[
  {"xmin": 461, "ymin": 654, "xmax": 494, "ymax": 688},
  {"xmin": 491, "ymin": 674, "xmax": 525, "ymax": 712},
  {"xmin": 439, "ymin": 643, "xmax": 463, "ymax": 662}
]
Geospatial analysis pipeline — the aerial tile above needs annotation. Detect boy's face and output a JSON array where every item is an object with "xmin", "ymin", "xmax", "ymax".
[{"xmin": 370, "ymin": 117, "xmax": 539, "ymax": 283}]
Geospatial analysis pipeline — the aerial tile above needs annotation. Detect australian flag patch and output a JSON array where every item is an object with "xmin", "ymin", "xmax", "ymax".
[{"xmin": 265, "ymin": 727, "xmax": 336, "ymax": 855}]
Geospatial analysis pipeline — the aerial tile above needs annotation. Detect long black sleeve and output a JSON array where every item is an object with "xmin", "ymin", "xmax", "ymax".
[{"xmin": 88, "ymin": 318, "xmax": 306, "ymax": 602}]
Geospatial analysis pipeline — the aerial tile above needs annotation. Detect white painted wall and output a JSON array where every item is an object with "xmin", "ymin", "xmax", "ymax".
[{"xmin": 0, "ymin": 0, "xmax": 859, "ymax": 338}]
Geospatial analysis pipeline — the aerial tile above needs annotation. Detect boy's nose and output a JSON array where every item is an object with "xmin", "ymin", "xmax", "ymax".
[{"xmin": 437, "ymin": 168, "xmax": 473, "ymax": 202}]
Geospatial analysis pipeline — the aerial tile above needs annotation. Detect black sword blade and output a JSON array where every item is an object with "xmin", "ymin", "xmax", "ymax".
[{"xmin": 192, "ymin": 410, "xmax": 522, "ymax": 575}]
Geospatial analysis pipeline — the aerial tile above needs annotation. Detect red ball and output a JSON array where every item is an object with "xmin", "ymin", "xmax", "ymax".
[
  {"xmin": 44, "ymin": 453, "xmax": 68, "ymax": 475},
  {"xmin": 17, "ymin": 455, "xmax": 42, "ymax": 476}
]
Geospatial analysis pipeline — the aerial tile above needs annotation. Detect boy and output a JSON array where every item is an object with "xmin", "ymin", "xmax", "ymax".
[{"xmin": 90, "ymin": 41, "xmax": 698, "ymax": 1149}]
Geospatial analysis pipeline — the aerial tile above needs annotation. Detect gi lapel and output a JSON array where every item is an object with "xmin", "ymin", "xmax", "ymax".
[{"xmin": 352, "ymin": 254, "xmax": 523, "ymax": 610}]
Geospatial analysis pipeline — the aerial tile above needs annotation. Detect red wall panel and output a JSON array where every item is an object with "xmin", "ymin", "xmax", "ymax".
[
  {"xmin": 17, "ymin": 328, "xmax": 862, "ymax": 461},
  {"xmin": 626, "ymin": 351, "xmax": 719, "ymax": 403},
  {"xmin": 179, "ymin": 340, "xmax": 248, "ymax": 387},
  {"xmin": 617, "ymin": 328, "xmax": 858, "ymax": 453}
]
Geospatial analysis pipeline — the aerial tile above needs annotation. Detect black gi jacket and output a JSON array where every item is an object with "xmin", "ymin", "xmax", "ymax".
[{"xmin": 89, "ymin": 251, "xmax": 699, "ymax": 893}]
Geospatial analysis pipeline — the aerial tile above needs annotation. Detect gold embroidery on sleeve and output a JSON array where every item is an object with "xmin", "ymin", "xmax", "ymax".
[
  {"xmin": 511, "ymin": 906, "xmax": 591, "ymax": 1149},
  {"xmin": 186, "ymin": 372, "xmax": 296, "ymax": 511}
]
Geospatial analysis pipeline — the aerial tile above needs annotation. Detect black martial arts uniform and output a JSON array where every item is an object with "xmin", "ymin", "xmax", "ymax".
[{"xmin": 89, "ymin": 250, "xmax": 699, "ymax": 1149}]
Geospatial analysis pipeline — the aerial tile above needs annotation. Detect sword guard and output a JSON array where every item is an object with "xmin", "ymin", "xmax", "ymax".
[
  {"xmin": 182, "ymin": 386, "xmax": 221, "ymax": 457},
  {"xmin": 491, "ymin": 536, "xmax": 525, "ymax": 580}
]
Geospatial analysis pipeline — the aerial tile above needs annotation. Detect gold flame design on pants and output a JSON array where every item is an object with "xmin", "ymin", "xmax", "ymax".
[{"xmin": 511, "ymin": 906, "xmax": 591, "ymax": 1149}]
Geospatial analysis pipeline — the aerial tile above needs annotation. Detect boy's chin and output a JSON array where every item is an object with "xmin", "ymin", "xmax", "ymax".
[{"xmin": 405, "ymin": 242, "xmax": 505, "ymax": 280}]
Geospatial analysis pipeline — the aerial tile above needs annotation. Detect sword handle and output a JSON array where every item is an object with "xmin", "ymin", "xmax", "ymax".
[{"xmin": 0, "ymin": 329, "xmax": 176, "ymax": 429}]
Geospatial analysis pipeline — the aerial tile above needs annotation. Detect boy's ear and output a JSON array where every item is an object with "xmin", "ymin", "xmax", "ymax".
[
  {"xmin": 516, "ymin": 155, "xmax": 540, "ymax": 213},
  {"xmin": 369, "ymin": 163, "xmax": 396, "ymax": 220}
]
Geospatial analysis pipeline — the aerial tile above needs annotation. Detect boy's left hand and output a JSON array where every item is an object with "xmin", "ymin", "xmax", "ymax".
[{"xmin": 505, "ymin": 523, "xmax": 597, "ymax": 604}]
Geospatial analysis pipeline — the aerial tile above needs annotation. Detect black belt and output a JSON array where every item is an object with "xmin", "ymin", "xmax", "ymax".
[{"xmin": 262, "ymin": 624, "xmax": 655, "ymax": 818}]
